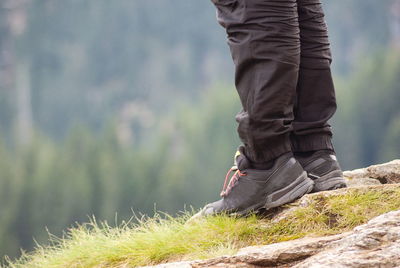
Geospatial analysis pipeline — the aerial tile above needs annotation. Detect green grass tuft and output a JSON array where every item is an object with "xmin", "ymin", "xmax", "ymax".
[{"xmin": 4, "ymin": 186, "xmax": 400, "ymax": 268}]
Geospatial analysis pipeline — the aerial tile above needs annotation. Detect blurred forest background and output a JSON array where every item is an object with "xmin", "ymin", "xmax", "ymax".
[{"xmin": 1, "ymin": 0, "xmax": 400, "ymax": 260}]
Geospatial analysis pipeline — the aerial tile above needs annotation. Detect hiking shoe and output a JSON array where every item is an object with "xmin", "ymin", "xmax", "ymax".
[
  {"xmin": 190, "ymin": 147, "xmax": 314, "ymax": 219},
  {"xmin": 295, "ymin": 150, "xmax": 347, "ymax": 193}
]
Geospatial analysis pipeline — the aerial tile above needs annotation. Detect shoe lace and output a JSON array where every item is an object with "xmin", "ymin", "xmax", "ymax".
[{"xmin": 220, "ymin": 166, "xmax": 247, "ymax": 197}]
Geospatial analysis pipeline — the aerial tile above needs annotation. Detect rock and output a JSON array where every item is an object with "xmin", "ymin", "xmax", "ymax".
[
  {"xmin": 343, "ymin": 168, "xmax": 369, "ymax": 179},
  {"xmin": 366, "ymin": 159, "xmax": 400, "ymax": 184},
  {"xmin": 149, "ymin": 234, "xmax": 343, "ymax": 268},
  {"xmin": 344, "ymin": 159, "xmax": 400, "ymax": 184},
  {"xmin": 345, "ymin": 177, "xmax": 381, "ymax": 188},
  {"xmin": 187, "ymin": 234, "xmax": 347, "ymax": 267},
  {"xmin": 293, "ymin": 210, "xmax": 400, "ymax": 268}
]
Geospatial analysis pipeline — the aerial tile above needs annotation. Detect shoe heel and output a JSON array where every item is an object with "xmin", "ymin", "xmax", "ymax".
[
  {"xmin": 313, "ymin": 176, "xmax": 347, "ymax": 193},
  {"xmin": 265, "ymin": 172, "xmax": 314, "ymax": 210}
]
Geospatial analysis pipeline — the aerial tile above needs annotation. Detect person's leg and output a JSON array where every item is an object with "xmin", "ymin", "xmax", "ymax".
[
  {"xmin": 291, "ymin": 0, "xmax": 336, "ymax": 152},
  {"xmin": 293, "ymin": 0, "xmax": 346, "ymax": 192},
  {"xmin": 190, "ymin": 0, "xmax": 315, "ymax": 219},
  {"xmin": 214, "ymin": 0, "xmax": 301, "ymax": 165}
]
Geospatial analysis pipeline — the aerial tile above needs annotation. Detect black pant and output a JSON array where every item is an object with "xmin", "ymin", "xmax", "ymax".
[{"xmin": 212, "ymin": 0, "xmax": 336, "ymax": 164}]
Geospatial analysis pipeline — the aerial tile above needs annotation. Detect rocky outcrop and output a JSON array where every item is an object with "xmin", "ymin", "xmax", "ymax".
[
  {"xmin": 344, "ymin": 159, "xmax": 400, "ymax": 185},
  {"xmin": 143, "ymin": 160, "xmax": 400, "ymax": 268},
  {"xmin": 294, "ymin": 210, "xmax": 400, "ymax": 268},
  {"xmin": 149, "ymin": 233, "xmax": 347, "ymax": 268}
]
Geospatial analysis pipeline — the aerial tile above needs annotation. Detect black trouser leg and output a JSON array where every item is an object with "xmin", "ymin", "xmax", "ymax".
[
  {"xmin": 212, "ymin": 0, "xmax": 300, "ymax": 163},
  {"xmin": 291, "ymin": 0, "xmax": 337, "ymax": 152}
]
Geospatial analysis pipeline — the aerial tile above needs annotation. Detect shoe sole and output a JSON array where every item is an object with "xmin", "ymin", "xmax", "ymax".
[
  {"xmin": 312, "ymin": 177, "xmax": 347, "ymax": 193},
  {"xmin": 310, "ymin": 170, "xmax": 347, "ymax": 193},
  {"xmin": 264, "ymin": 171, "xmax": 314, "ymax": 210}
]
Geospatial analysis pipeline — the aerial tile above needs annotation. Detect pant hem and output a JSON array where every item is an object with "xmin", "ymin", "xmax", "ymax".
[
  {"xmin": 290, "ymin": 133, "xmax": 334, "ymax": 153},
  {"xmin": 244, "ymin": 136, "xmax": 292, "ymax": 163}
]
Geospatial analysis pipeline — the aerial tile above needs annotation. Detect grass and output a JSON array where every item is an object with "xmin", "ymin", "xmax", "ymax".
[{"xmin": 4, "ymin": 185, "xmax": 400, "ymax": 268}]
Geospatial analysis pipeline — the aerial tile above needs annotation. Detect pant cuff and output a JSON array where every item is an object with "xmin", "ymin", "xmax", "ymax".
[
  {"xmin": 245, "ymin": 135, "xmax": 292, "ymax": 163},
  {"xmin": 290, "ymin": 133, "xmax": 334, "ymax": 153}
]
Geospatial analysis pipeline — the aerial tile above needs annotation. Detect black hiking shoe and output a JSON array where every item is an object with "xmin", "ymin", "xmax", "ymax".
[
  {"xmin": 190, "ymin": 147, "xmax": 314, "ymax": 219},
  {"xmin": 295, "ymin": 150, "xmax": 347, "ymax": 193}
]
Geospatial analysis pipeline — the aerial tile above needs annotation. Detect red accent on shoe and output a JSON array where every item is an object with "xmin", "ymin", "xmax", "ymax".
[{"xmin": 220, "ymin": 167, "xmax": 247, "ymax": 197}]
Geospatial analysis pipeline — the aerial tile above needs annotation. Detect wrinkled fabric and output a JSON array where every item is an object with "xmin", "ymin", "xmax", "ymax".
[{"xmin": 212, "ymin": 0, "xmax": 336, "ymax": 163}]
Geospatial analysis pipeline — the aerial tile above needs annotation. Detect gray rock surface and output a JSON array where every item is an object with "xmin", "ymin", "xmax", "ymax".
[
  {"xmin": 345, "ymin": 177, "xmax": 382, "ymax": 187},
  {"xmin": 294, "ymin": 210, "xmax": 400, "ymax": 268},
  {"xmin": 344, "ymin": 159, "xmax": 400, "ymax": 184}
]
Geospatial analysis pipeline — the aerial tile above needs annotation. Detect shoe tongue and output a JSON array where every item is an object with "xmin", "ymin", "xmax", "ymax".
[{"xmin": 234, "ymin": 147, "xmax": 251, "ymax": 170}]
